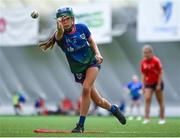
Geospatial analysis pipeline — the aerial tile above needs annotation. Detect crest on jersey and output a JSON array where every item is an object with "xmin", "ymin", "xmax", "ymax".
[{"xmin": 80, "ymin": 34, "xmax": 86, "ymax": 39}]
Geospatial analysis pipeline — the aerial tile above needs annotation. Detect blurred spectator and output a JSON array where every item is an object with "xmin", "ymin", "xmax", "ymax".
[
  {"xmin": 90, "ymin": 103, "xmax": 98, "ymax": 115},
  {"xmin": 75, "ymin": 96, "xmax": 82, "ymax": 115},
  {"xmin": 60, "ymin": 97, "xmax": 74, "ymax": 115},
  {"xmin": 119, "ymin": 100, "xmax": 126, "ymax": 114},
  {"xmin": 34, "ymin": 97, "xmax": 48, "ymax": 115},
  {"xmin": 12, "ymin": 92, "xmax": 26, "ymax": 115},
  {"xmin": 75, "ymin": 96, "xmax": 98, "ymax": 116},
  {"xmin": 12, "ymin": 92, "xmax": 21, "ymax": 115},
  {"xmin": 12, "ymin": 85, "xmax": 27, "ymax": 115},
  {"xmin": 124, "ymin": 74, "xmax": 142, "ymax": 121}
]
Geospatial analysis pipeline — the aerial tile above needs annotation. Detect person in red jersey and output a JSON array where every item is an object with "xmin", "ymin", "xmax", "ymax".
[{"xmin": 141, "ymin": 45, "xmax": 165, "ymax": 125}]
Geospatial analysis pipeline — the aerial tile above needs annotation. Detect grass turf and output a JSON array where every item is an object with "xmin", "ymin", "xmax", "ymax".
[{"xmin": 0, "ymin": 116, "xmax": 179, "ymax": 137}]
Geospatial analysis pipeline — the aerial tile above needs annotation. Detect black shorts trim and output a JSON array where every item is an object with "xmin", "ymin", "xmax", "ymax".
[{"xmin": 145, "ymin": 82, "xmax": 164, "ymax": 91}]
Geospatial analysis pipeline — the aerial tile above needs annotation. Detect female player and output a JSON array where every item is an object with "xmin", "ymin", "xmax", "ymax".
[
  {"xmin": 141, "ymin": 45, "xmax": 165, "ymax": 125},
  {"xmin": 124, "ymin": 74, "xmax": 142, "ymax": 120},
  {"xmin": 39, "ymin": 7, "xmax": 126, "ymax": 133}
]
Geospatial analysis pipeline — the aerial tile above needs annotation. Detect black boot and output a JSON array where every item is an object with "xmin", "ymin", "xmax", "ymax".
[
  {"xmin": 112, "ymin": 105, "xmax": 126, "ymax": 125},
  {"xmin": 71, "ymin": 123, "xmax": 84, "ymax": 133}
]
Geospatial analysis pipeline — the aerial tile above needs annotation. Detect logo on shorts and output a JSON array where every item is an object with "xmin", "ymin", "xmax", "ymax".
[{"xmin": 76, "ymin": 73, "xmax": 83, "ymax": 80}]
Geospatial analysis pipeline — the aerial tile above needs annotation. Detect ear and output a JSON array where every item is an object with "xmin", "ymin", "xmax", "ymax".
[{"xmin": 72, "ymin": 17, "xmax": 75, "ymax": 23}]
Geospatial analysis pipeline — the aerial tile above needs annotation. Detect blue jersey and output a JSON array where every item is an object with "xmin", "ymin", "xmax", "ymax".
[
  {"xmin": 56, "ymin": 23, "xmax": 96, "ymax": 73},
  {"xmin": 127, "ymin": 81, "xmax": 142, "ymax": 99}
]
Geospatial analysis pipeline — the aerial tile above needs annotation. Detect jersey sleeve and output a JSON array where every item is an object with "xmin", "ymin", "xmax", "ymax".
[
  {"xmin": 140, "ymin": 61, "xmax": 145, "ymax": 74},
  {"xmin": 81, "ymin": 24, "xmax": 91, "ymax": 39},
  {"xmin": 127, "ymin": 82, "xmax": 132, "ymax": 89}
]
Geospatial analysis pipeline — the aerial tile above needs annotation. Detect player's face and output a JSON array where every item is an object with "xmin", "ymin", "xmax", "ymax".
[
  {"xmin": 132, "ymin": 75, "xmax": 138, "ymax": 83},
  {"xmin": 61, "ymin": 16, "xmax": 73, "ymax": 30},
  {"xmin": 143, "ymin": 48, "xmax": 153, "ymax": 60}
]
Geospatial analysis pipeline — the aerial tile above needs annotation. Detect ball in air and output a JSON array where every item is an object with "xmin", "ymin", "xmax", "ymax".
[{"xmin": 31, "ymin": 10, "xmax": 39, "ymax": 19}]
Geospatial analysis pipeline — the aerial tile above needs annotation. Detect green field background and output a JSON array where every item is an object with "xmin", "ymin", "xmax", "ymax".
[{"xmin": 0, "ymin": 116, "xmax": 179, "ymax": 137}]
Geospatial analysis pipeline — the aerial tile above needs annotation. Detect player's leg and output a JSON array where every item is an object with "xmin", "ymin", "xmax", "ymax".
[
  {"xmin": 135, "ymin": 100, "xmax": 142, "ymax": 120},
  {"xmin": 155, "ymin": 87, "xmax": 165, "ymax": 124},
  {"xmin": 155, "ymin": 91, "xmax": 165, "ymax": 119},
  {"xmin": 72, "ymin": 67, "xmax": 99, "ymax": 133},
  {"xmin": 81, "ymin": 67, "xmax": 100, "ymax": 115},
  {"xmin": 128, "ymin": 100, "xmax": 134, "ymax": 120},
  {"xmin": 14, "ymin": 105, "xmax": 18, "ymax": 115},
  {"xmin": 90, "ymin": 84, "xmax": 111, "ymax": 109},
  {"xmin": 143, "ymin": 88, "xmax": 153, "ymax": 124},
  {"xmin": 90, "ymin": 84, "xmax": 126, "ymax": 125}
]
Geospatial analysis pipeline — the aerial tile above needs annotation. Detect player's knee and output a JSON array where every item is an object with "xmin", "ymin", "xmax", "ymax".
[
  {"xmin": 159, "ymin": 102, "xmax": 165, "ymax": 108},
  {"xmin": 82, "ymin": 85, "xmax": 91, "ymax": 97},
  {"xmin": 145, "ymin": 97, "xmax": 151, "ymax": 103}
]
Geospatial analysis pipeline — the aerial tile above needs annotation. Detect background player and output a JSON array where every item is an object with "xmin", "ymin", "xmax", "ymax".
[
  {"xmin": 124, "ymin": 74, "xmax": 142, "ymax": 120},
  {"xmin": 39, "ymin": 7, "xmax": 126, "ymax": 133},
  {"xmin": 141, "ymin": 45, "xmax": 165, "ymax": 125}
]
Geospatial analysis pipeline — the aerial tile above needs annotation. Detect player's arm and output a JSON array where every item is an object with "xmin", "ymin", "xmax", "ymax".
[
  {"xmin": 139, "ymin": 82, "xmax": 143, "ymax": 95},
  {"xmin": 123, "ymin": 86, "xmax": 130, "ymax": 94},
  {"xmin": 123, "ymin": 83, "xmax": 131, "ymax": 94},
  {"xmin": 140, "ymin": 62, "xmax": 146, "ymax": 94},
  {"xmin": 141, "ymin": 73, "xmax": 145, "ymax": 94},
  {"xmin": 141, "ymin": 73, "xmax": 145, "ymax": 93},
  {"xmin": 39, "ymin": 18, "xmax": 64, "ymax": 51},
  {"xmin": 156, "ymin": 69, "xmax": 163, "ymax": 91},
  {"xmin": 39, "ymin": 32, "xmax": 56, "ymax": 51},
  {"xmin": 88, "ymin": 36, "xmax": 103, "ymax": 64},
  {"xmin": 55, "ymin": 18, "xmax": 64, "ymax": 40},
  {"xmin": 157, "ymin": 70, "xmax": 163, "ymax": 85},
  {"xmin": 156, "ymin": 59, "xmax": 163, "ymax": 91}
]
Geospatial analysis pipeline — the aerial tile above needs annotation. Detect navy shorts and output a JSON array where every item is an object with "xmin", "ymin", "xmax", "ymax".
[
  {"xmin": 145, "ymin": 82, "xmax": 164, "ymax": 91},
  {"xmin": 131, "ymin": 96, "xmax": 141, "ymax": 101},
  {"xmin": 73, "ymin": 59, "xmax": 101, "ymax": 84}
]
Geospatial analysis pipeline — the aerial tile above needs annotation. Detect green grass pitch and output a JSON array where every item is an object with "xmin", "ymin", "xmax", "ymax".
[{"xmin": 0, "ymin": 116, "xmax": 179, "ymax": 137}]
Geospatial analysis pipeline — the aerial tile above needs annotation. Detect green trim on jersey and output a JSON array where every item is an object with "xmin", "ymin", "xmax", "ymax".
[{"xmin": 66, "ymin": 47, "xmax": 96, "ymax": 73}]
